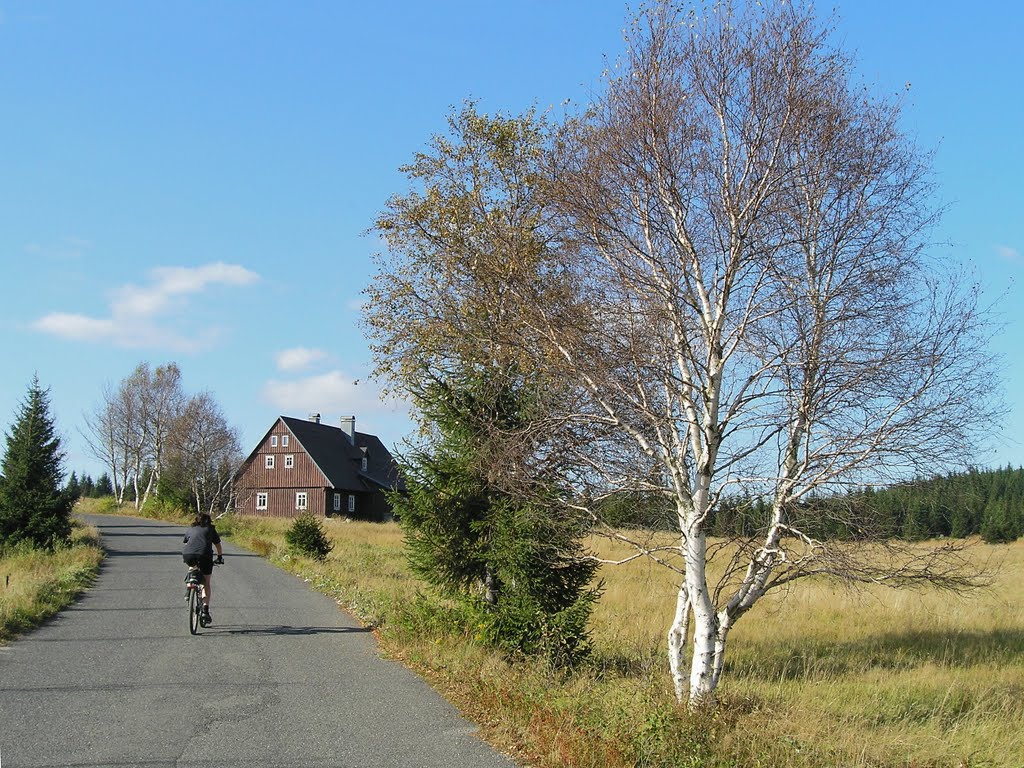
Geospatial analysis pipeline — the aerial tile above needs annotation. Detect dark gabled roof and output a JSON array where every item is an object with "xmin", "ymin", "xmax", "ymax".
[{"xmin": 280, "ymin": 416, "xmax": 403, "ymax": 494}]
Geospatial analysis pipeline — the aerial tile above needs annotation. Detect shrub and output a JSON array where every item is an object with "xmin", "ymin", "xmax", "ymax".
[{"xmin": 285, "ymin": 514, "xmax": 334, "ymax": 561}]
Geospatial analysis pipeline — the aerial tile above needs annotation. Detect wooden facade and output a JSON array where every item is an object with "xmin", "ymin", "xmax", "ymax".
[{"xmin": 233, "ymin": 415, "xmax": 402, "ymax": 521}]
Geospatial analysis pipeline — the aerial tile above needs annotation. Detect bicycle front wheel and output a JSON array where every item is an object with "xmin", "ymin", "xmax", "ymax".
[{"xmin": 188, "ymin": 587, "xmax": 201, "ymax": 635}]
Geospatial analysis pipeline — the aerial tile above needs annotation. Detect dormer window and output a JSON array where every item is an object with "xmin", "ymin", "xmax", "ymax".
[{"xmin": 361, "ymin": 457, "xmax": 368, "ymax": 471}]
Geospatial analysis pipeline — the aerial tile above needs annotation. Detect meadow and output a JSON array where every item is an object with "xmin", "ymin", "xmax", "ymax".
[
  {"xmin": 0, "ymin": 521, "xmax": 104, "ymax": 645},
  {"xmin": 77, "ymin": 499, "xmax": 1024, "ymax": 767}
]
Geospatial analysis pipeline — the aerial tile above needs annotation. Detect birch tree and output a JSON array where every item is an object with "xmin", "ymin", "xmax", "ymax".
[
  {"xmin": 523, "ymin": 1, "xmax": 999, "ymax": 705},
  {"xmin": 83, "ymin": 362, "xmax": 190, "ymax": 509},
  {"xmin": 81, "ymin": 381, "xmax": 131, "ymax": 504},
  {"xmin": 164, "ymin": 392, "xmax": 241, "ymax": 515},
  {"xmin": 136, "ymin": 362, "xmax": 185, "ymax": 507}
]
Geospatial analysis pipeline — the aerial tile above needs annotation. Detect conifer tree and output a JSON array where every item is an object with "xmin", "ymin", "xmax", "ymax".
[
  {"xmin": 65, "ymin": 471, "xmax": 81, "ymax": 501},
  {"xmin": 0, "ymin": 377, "xmax": 74, "ymax": 549},
  {"xmin": 94, "ymin": 472, "xmax": 114, "ymax": 497},
  {"xmin": 394, "ymin": 373, "xmax": 600, "ymax": 666},
  {"xmin": 368, "ymin": 103, "xmax": 601, "ymax": 665}
]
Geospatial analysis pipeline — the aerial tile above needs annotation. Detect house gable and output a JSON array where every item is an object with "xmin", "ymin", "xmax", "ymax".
[
  {"xmin": 234, "ymin": 414, "xmax": 402, "ymax": 520},
  {"xmin": 235, "ymin": 417, "xmax": 330, "ymax": 488}
]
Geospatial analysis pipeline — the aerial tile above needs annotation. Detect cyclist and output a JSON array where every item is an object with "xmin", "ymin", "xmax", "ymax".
[{"xmin": 182, "ymin": 513, "xmax": 224, "ymax": 626}]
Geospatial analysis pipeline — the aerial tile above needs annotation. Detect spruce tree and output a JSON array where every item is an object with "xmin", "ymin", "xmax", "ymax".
[
  {"xmin": 65, "ymin": 471, "xmax": 81, "ymax": 501},
  {"xmin": 394, "ymin": 373, "xmax": 600, "ymax": 666},
  {"xmin": 94, "ymin": 472, "xmax": 113, "ymax": 497},
  {"xmin": 0, "ymin": 377, "xmax": 74, "ymax": 549}
]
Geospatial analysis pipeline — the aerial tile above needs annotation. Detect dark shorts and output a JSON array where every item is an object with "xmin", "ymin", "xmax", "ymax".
[{"xmin": 183, "ymin": 554, "xmax": 214, "ymax": 576}]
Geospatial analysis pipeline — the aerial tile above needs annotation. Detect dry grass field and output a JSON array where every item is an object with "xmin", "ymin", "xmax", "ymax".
[
  {"xmin": 0, "ymin": 521, "xmax": 104, "ymax": 645},
  {"xmin": 81, "ymin": 501, "xmax": 1024, "ymax": 766},
  {"xmin": 587, "ymin": 534, "xmax": 1024, "ymax": 766}
]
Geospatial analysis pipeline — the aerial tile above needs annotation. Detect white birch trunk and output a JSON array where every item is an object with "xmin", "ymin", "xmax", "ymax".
[
  {"xmin": 140, "ymin": 469, "xmax": 155, "ymax": 510},
  {"xmin": 667, "ymin": 581, "xmax": 691, "ymax": 701},
  {"xmin": 710, "ymin": 614, "xmax": 734, "ymax": 690},
  {"xmin": 683, "ymin": 528, "xmax": 718, "ymax": 705}
]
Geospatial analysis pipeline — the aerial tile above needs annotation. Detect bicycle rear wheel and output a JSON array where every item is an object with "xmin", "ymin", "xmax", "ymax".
[{"xmin": 188, "ymin": 586, "xmax": 201, "ymax": 635}]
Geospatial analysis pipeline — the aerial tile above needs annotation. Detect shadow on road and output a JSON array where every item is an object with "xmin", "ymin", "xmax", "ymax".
[
  {"xmin": 98, "ymin": 550, "xmax": 186, "ymax": 557},
  {"xmin": 221, "ymin": 625, "xmax": 372, "ymax": 636}
]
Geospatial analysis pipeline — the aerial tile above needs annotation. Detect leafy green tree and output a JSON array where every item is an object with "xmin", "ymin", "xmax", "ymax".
[
  {"xmin": 0, "ymin": 377, "xmax": 74, "ymax": 549},
  {"xmin": 368, "ymin": 103, "xmax": 600, "ymax": 664}
]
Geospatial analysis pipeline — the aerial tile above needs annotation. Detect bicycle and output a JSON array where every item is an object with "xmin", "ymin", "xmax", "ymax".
[{"xmin": 184, "ymin": 557, "xmax": 222, "ymax": 635}]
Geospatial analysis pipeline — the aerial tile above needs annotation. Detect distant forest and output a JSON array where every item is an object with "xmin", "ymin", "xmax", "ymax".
[
  {"xmin": 599, "ymin": 466, "xmax": 1024, "ymax": 543},
  {"xmin": 66, "ymin": 472, "xmax": 114, "ymax": 500}
]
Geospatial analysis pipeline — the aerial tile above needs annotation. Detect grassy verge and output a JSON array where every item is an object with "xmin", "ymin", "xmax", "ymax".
[
  {"xmin": 0, "ymin": 519, "xmax": 105, "ymax": 645},
  {"xmin": 77, "ymin": 494, "xmax": 193, "ymax": 524},
  {"xmin": 81, "ymin": 498, "xmax": 1024, "ymax": 767}
]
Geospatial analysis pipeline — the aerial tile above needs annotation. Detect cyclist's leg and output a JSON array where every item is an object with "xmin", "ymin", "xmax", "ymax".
[{"xmin": 199, "ymin": 555, "xmax": 213, "ymax": 617}]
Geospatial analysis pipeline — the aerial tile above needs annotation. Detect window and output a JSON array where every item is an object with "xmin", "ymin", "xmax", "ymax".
[
  {"xmin": 282, "ymin": 435, "xmax": 289, "ymax": 447},
  {"xmin": 296, "ymin": 492, "xmax": 308, "ymax": 510},
  {"xmin": 256, "ymin": 492, "xmax": 268, "ymax": 510},
  {"xmin": 270, "ymin": 435, "xmax": 278, "ymax": 447},
  {"xmin": 265, "ymin": 455, "xmax": 275, "ymax": 469},
  {"xmin": 333, "ymin": 492, "xmax": 341, "ymax": 512},
  {"xmin": 361, "ymin": 457, "xmax": 368, "ymax": 471},
  {"xmin": 347, "ymin": 494, "xmax": 356, "ymax": 513},
  {"xmin": 284, "ymin": 454, "xmax": 294, "ymax": 469}
]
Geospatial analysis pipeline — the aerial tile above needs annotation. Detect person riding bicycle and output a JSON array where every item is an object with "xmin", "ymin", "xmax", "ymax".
[{"xmin": 182, "ymin": 513, "xmax": 223, "ymax": 626}]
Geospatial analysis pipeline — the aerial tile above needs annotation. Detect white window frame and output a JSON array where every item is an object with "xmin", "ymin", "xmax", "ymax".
[
  {"xmin": 265, "ymin": 455, "xmax": 275, "ymax": 469},
  {"xmin": 282, "ymin": 435, "xmax": 289, "ymax": 447},
  {"xmin": 284, "ymin": 454, "xmax": 294, "ymax": 469},
  {"xmin": 256, "ymin": 492, "xmax": 268, "ymax": 510},
  {"xmin": 333, "ymin": 492, "xmax": 341, "ymax": 512},
  {"xmin": 296, "ymin": 492, "xmax": 308, "ymax": 511},
  {"xmin": 347, "ymin": 494, "xmax": 356, "ymax": 513},
  {"xmin": 270, "ymin": 435, "xmax": 278, "ymax": 447}
]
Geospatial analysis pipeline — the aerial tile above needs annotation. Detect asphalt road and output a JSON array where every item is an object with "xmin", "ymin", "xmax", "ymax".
[{"xmin": 0, "ymin": 514, "xmax": 519, "ymax": 768}]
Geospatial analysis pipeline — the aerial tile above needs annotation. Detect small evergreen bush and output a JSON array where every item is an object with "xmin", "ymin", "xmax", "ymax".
[{"xmin": 285, "ymin": 514, "xmax": 334, "ymax": 561}]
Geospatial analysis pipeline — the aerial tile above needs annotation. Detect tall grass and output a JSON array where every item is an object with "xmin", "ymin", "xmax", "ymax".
[
  {"xmin": 0, "ymin": 520, "xmax": 104, "ymax": 644},
  {"xmin": 84, "ymin": 501, "xmax": 1024, "ymax": 766}
]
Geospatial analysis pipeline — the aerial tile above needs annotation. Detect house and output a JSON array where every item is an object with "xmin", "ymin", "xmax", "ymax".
[{"xmin": 233, "ymin": 413, "xmax": 403, "ymax": 521}]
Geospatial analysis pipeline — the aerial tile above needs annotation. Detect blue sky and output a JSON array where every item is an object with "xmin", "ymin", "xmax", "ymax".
[{"xmin": 1, "ymin": 1, "xmax": 1021, "ymax": 479}]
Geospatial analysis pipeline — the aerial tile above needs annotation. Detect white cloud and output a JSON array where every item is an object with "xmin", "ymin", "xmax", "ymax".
[
  {"xmin": 33, "ymin": 261, "xmax": 259, "ymax": 351},
  {"xmin": 261, "ymin": 370, "xmax": 409, "ymax": 424},
  {"xmin": 32, "ymin": 313, "xmax": 116, "ymax": 341},
  {"xmin": 110, "ymin": 262, "xmax": 259, "ymax": 319},
  {"xmin": 275, "ymin": 347, "xmax": 328, "ymax": 372},
  {"xmin": 996, "ymin": 244, "xmax": 1021, "ymax": 263}
]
